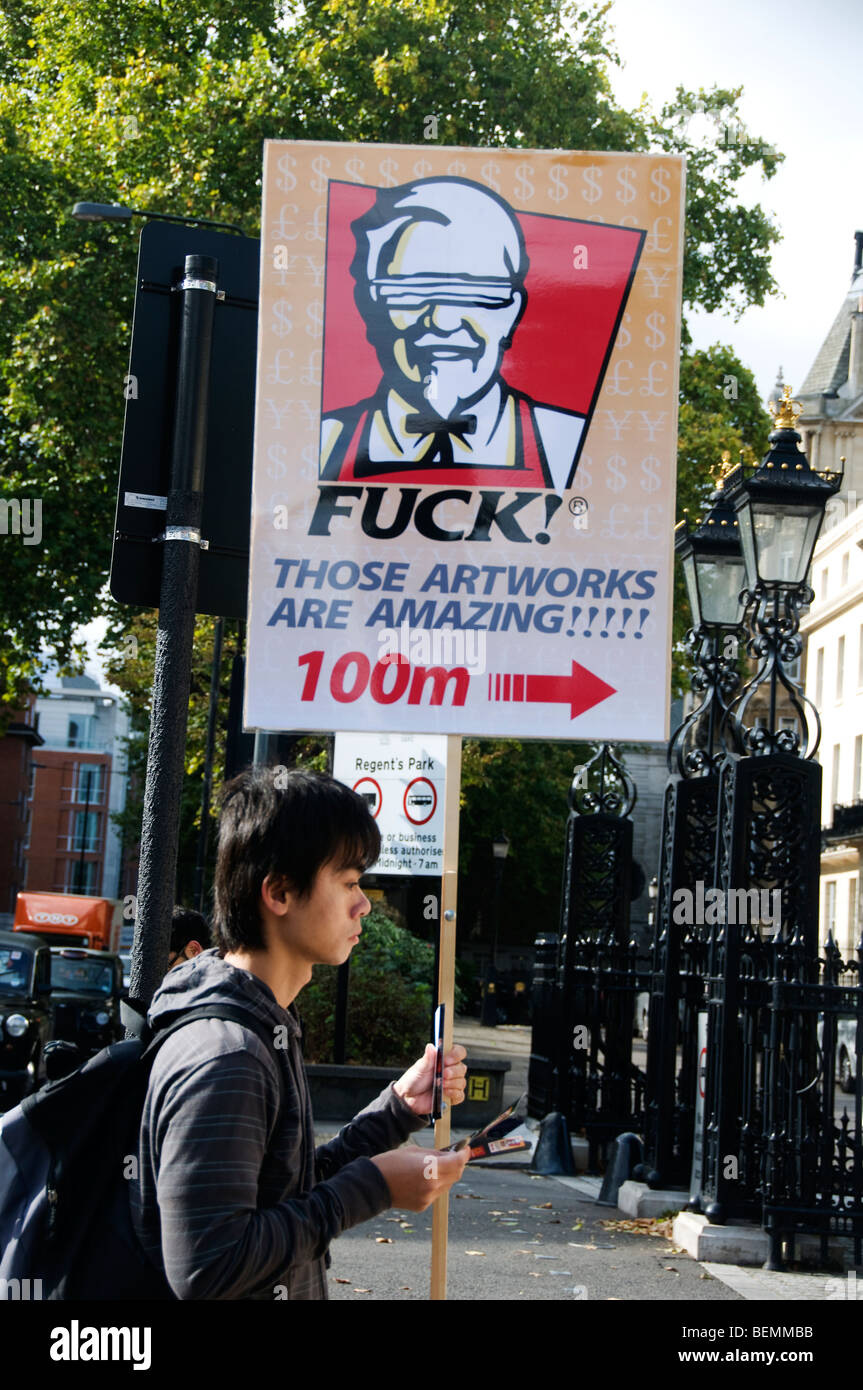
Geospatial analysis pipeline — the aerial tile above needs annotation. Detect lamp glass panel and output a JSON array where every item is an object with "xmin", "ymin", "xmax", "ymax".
[
  {"xmin": 697, "ymin": 554, "xmax": 746, "ymax": 626},
  {"xmin": 736, "ymin": 499, "xmax": 758, "ymax": 588},
  {"xmin": 681, "ymin": 549, "xmax": 701, "ymax": 626},
  {"xmin": 751, "ymin": 503, "xmax": 821, "ymax": 583}
]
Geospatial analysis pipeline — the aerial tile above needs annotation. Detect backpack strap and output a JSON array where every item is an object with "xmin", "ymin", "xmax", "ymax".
[{"xmin": 144, "ymin": 1005, "xmax": 288, "ymax": 1110}]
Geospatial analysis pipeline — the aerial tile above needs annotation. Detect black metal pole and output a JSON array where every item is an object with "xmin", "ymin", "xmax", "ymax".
[
  {"xmin": 194, "ymin": 616, "xmax": 223, "ymax": 911},
  {"xmin": 127, "ymin": 253, "xmax": 219, "ymax": 1021}
]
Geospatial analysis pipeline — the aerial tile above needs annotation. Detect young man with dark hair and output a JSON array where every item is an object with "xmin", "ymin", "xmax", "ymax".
[
  {"xmin": 130, "ymin": 767, "xmax": 468, "ymax": 1300},
  {"xmin": 167, "ymin": 906, "xmax": 209, "ymax": 970}
]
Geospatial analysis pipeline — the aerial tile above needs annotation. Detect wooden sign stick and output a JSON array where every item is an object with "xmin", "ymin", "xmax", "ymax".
[{"xmin": 430, "ymin": 733, "xmax": 462, "ymax": 1302}]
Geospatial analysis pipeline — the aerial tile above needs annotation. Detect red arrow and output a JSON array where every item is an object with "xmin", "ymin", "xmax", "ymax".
[{"xmin": 487, "ymin": 662, "xmax": 616, "ymax": 720}]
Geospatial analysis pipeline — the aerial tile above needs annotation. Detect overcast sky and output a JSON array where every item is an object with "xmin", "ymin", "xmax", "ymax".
[{"xmin": 605, "ymin": 0, "xmax": 862, "ymax": 402}]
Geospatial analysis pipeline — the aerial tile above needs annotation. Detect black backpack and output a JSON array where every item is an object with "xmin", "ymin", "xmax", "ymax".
[{"xmin": 0, "ymin": 1004, "xmax": 286, "ymax": 1300}]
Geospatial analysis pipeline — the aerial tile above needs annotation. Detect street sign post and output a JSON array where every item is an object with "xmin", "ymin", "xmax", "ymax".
[
  {"xmin": 112, "ymin": 222, "xmax": 259, "ymax": 619},
  {"xmin": 332, "ymin": 732, "xmax": 447, "ymax": 875}
]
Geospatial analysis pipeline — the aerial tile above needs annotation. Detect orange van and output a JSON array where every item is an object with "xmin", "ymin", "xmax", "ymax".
[{"xmin": 12, "ymin": 892, "xmax": 124, "ymax": 953}]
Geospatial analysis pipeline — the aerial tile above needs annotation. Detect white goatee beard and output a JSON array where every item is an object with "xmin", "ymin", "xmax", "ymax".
[{"xmin": 422, "ymin": 364, "xmax": 471, "ymax": 420}]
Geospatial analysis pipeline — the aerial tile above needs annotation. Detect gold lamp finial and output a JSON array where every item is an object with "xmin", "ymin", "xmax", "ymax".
[
  {"xmin": 710, "ymin": 449, "xmax": 735, "ymax": 490},
  {"xmin": 768, "ymin": 384, "xmax": 802, "ymax": 430}
]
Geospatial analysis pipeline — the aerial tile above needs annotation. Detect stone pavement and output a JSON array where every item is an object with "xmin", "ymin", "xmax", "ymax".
[{"xmin": 318, "ymin": 1018, "xmax": 851, "ymax": 1303}]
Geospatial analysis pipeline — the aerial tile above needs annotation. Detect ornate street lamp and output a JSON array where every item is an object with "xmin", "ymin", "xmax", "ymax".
[
  {"xmin": 697, "ymin": 386, "xmax": 843, "ymax": 1234},
  {"xmin": 643, "ymin": 455, "xmax": 747, "ymax": 1190},
  {"xmin": 721, "ymin": 386, "xmax": 843, "ymax": 757},
  {"xmin": 671, "ymin": 454, "xmax": 747, "ymax": 777}
]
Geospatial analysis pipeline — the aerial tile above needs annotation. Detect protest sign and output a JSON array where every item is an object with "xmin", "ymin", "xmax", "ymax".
[{"xmin": 245, "ymin": 142, "xmax": 685, "ymax": 739}]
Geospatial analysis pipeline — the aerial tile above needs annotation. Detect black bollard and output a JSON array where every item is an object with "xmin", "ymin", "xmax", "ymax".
[
  {"xmin": 530, "ymin": 1111, "xmax": 575, "ymax": 1176},
  {"xmin": 596, "ymin": 1131, "xmax": 644, "ymax": 1206}
]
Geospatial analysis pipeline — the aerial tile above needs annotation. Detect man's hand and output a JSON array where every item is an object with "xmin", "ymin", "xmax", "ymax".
[
  {"xmin": 393, "ymin": 1042, "xmax": 467, "ymax": 1116},
  {"xmin": 370, "ymin": 1145, "xmax": 468, "ymax": 1211}
]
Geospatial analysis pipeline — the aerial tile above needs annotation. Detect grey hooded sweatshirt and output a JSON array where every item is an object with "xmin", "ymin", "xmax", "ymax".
[{"xmin": 129, "ymin": 949, "xmax": 429, "ymax": 1300}]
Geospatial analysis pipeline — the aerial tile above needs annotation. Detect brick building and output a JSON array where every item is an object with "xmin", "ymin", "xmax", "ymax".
[
  {"xmin": 23, "ymin": 674, "xmax": 132, "ymax": 903},
  {"xmin": 0, "ymin": 695, "xmax": 44, "ymax": 926}
]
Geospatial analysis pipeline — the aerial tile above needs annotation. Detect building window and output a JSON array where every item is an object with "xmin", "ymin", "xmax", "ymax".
[
  {"xmin": 832, "ymin": 744, "xmax": 841, "ymax": 808},
  {"xmin": 816, "ymin": 647, "xmax": 824, "ymax": 706},
  {"xmin": 849, "ymin": 878, "xmax": 858, "ymax": 957},
  {"xmin": 67, "ymin": 810, "xmax": 100, "ymax": 853},
  {"xmin": 67, "ymin": 716, "xmax": 96, "ymax": 750},
  {"xmin": 825, "ymin": 880, "xmax": 837, "ymax": 940},
  {"xmin": 63, "ymin": 763, "xmax": 105, "ymax": 805},
  {"xmin": 837, "ymin": 636, "xmax": 845, "ymax": 701},
  {"xmin": 65, "ymin": 859, "xmax": 99, "ymax": 894},
  {"xmin": 855, "ymin": 736, "xmax": 863, "ymax": 802}
]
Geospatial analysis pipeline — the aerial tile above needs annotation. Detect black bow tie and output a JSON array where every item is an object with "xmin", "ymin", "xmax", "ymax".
[{"xmin": 404, "ymin": 413, "xmax": 476, "ymax": 466}]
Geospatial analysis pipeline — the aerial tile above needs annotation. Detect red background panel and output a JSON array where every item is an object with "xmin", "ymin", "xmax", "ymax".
[{"xmin": 320, "ymin": 179, "xmax": 643, "ymax": 417}]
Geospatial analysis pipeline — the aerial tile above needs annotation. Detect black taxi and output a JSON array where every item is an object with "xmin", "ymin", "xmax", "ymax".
[
  {"xmin": 0, "ymin": 929, "xmax": 53, "ymax": 1105},
  {"xmin": 48, "ymin": 947, "xmax": 125, "ymax": 1059}
]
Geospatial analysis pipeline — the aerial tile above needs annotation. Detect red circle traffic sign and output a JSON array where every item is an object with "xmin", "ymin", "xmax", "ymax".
[
  {"xmin": 353, "ymin": 776, "xmax": 382, "ymax": 819},
  {"xmin": 403, "ymin": 777, "xmax": 437, "ymax": 825}
]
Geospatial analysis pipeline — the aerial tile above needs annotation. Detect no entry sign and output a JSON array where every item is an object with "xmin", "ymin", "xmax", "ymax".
[
  {"xmin": 245, "ymin": 142, "xmax": 685, "ymax": 739},
  {"xmin": 332, "ymin": 732, "xmax": 446, "ymax": 875}
]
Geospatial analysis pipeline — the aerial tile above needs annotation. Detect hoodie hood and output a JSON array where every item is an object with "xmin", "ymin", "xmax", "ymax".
[{"xmin": 147, "ymin": 947, "xmax": 301, "ymax": 1041}]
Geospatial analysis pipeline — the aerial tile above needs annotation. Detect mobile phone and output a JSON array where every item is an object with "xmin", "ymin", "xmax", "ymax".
[{"xmin": 431, "ymin": 1003, "xmax": 445, "ymax": 1120}]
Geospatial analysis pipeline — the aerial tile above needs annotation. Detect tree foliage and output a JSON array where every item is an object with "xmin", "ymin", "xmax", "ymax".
[
  {"xmin": 0, "ymin": 0, "xmax": 783, "ymax": 709},
  {"xmin": 671, "ymin": 343, "xmax": 772, "ymax": 695},
  {"xmin": 0, "ymin": 0, "xmax": 786, "ymax": 913}
]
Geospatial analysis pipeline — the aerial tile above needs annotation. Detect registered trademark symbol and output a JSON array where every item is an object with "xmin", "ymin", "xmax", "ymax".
[{"xmin": 568, "ymin": 496, "xmax": 588, "ymax": 516}]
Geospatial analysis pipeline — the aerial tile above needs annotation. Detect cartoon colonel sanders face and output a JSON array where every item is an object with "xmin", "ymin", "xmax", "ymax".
[{"xmin": 351, "ymin": 178, "xmax": 529, "ymax": 420}]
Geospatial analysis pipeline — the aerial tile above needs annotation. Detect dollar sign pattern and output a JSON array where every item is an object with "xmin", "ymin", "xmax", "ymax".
[
  {"xmin": 617, "ymin": 312, "xmax": 631, "ymax": 349},
  {"xmin": 344, "ymin": 156, "xmax": 365, "ymax": 183},
  {"xmin": 447, "ymin": 160, "xmax": 467, "ymax": 177},
  {"xmin": 412, "ymin": 158, "xmax": 432, "ymax": 178},
  {"xmin": 514, "ymin": 163, "xmax": 535, "ymax": 201},
  {"xmin": 605, "ymin": 456, "xmax": 628, "ymax": 493},
  {"xmin": 581, "ymin": 166, "xmax": 602, "ymax": 204},
  {"xmin": 305, "ymin": 301, "xmax": 323, "ymax": 338},
  {"xmin": 645, "ymin": 312, "xmax": 666, "ymax": 349},
  {"xmin": 640, "ymin": 457, "xmax": 662, "ymax": 493},
  {"xmin": 615, "ymin": 166, "xmax": 637, "ymax": 205},
  {"xmin": 267, "ymin": 443, "xmax": 288, "ymax": 480},
  {"xmin": 277, "ymin": 152, "xmax": 296, "ymax": 192},
  {"xmin": 650, "ymin": 167, "xmax": 671, "ymax": 205},
  {"xmin": 481, "ymin": 160, "xmax": 501, "ymax": 192},
  {"xmin": 311, "ymin": 155, "xmax": 331, "ymax": 193},
  {"xmin": 548, "ymin": 164, "xmax": 569, "ymax": 203},
  {"xmin": 271, "ymin": 301, "xmax": 293, "ymax": 338},
  {"xmin": 379, "ymin": 157, "xmax": 399, "ymax": 187}
]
